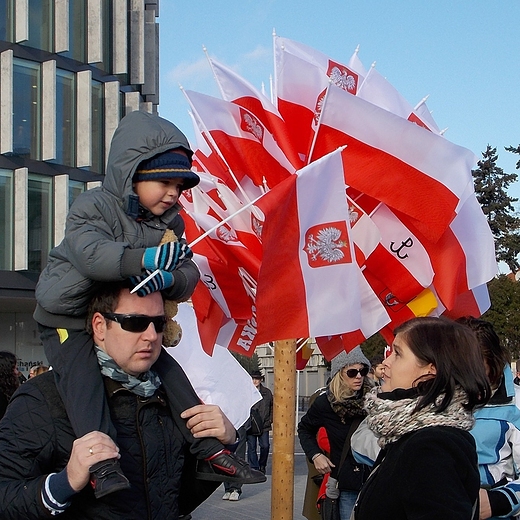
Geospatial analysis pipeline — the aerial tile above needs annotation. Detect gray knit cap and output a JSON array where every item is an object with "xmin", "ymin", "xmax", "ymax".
[{"xmin": 331, "ymin": 346, "xmax": 370, "ymax": 379}]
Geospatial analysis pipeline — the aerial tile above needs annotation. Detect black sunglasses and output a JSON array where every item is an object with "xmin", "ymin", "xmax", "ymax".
[
  {"xmin": 101, "ymin": 313, "xmax": 167, "ymax": 333},
  {"xmin": 344, "ymin": 367, "xmax": 369, "ymax": 378}
]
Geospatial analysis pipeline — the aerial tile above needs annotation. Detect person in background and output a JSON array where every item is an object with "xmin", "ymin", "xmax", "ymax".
[
  {"xmin": 298, "ymin": 347, "xmax": 373, "ymax": 520},
  {"xmin": 221, "ymin": 425, "xmax": 247, "ymax": 502},
  {"xmin": 29, "ymin": 365, "xmax": 50, "ymax": 378},
  {"xmin": 0, "ymin": 351, "xmax": 20, "ymax": 420},
  {"xmin": 369, "ymin": 355, "xmax": 385, "ymax": 387},
  {"xmin": 352, "ymin": 317, "xmax": 490, "ymax": 520},
  {"xmin": 457, "ymin": 317, "xmax": 520, "ymax": 520},
  {"xmin": 247, "ymin": 370, "xmax": 273, "ymax": 475},
  {"xmin": 513, "ymin": 360, "xmax": 520, "ymax": 409}
]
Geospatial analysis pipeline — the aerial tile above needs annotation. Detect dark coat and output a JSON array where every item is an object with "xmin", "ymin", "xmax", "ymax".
[
  {"xmin": 298, "ymin": 392, "xmax": 369, "ymax": 491},
  {"xmin": 0, "ymin": 371, "xmax": 217, "ymax": 519},
  {"xmin": 251, "ymin": 384, "xmax": 273, "ymax": 432},
  {"xmin": 354, "ymin": 426, "xmax": 480, "ymax": 520}
]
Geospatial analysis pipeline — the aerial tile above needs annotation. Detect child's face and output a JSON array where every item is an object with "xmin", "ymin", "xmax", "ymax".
[{"xmin": 134, "ymin": 178, "xmax": 184, "ymax": 216}]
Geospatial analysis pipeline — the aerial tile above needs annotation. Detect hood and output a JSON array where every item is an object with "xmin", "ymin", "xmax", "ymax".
[{"xmin": 102, "ymin": 111, "xmax": 193, "ymax": 219}]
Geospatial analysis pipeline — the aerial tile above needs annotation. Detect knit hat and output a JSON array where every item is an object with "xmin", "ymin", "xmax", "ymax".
[
  {"xmin": 133, "ymin": 150, "xmax": 200, "ymax": 190},
  {"xmin": 330, "ymin": 346, "xmax": 370, "ymax": 379}
]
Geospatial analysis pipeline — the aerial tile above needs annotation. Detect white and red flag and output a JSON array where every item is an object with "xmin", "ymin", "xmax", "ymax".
[
  {"xmin": 208, "ymin": 57, "xmax": 302, "ymax": 170},
  {"xmin": 183, "ymin": 89, "xmax": 295, "ymax": 190},
  {"xmin": 253, "ymin": 147, "xmax": 364, "ymax": 344},
  {"xmin": 311, "ymin": 84, "xmax": 476, "ymax": 242}
]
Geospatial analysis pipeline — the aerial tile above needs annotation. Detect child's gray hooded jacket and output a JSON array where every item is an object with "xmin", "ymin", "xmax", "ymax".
[{"xmin": 34, "ymin": 111, "xmax": 200, "ymax": 329}]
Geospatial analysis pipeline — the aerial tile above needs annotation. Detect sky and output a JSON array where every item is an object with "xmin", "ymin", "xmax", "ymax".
[{"xmin": 157, "ymin": 0, "xmax": 520, "ymax": 200}]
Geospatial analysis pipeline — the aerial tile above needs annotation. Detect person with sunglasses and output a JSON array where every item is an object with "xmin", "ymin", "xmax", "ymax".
[
  {"xmin": 0, "ymin": 283, "xmax": 245, "ymax": 519},
  {"xmin": 298, "ymin": 346, "xmax": 373, "ymax": 519},
  {"xmin": 32, "ymin": 111, "xmax": 263, "ymax": 497}
]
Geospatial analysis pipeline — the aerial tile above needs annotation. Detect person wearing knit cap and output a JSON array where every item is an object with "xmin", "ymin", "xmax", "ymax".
[
  {"xmin": 33, "ymin": 111, "xmax": 265, "ymax": 499},
  {"xmin": 298, "ymin": 346, "xmax": 373, "ymax": 519}
]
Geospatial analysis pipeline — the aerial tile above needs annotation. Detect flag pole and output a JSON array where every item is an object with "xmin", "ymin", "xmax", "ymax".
[
  {"xmin": 130, "ymin": 193, "xmax": 264, "ymax": 294},
  {"xmin": 271, "ymin": 338, "xmax": 297, "ymax": 520}
]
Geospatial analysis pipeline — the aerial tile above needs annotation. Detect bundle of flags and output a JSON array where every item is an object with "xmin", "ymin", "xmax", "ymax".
[{"xmin": 179, "ymin": 35, "xmax": 498, "ymax": 363}]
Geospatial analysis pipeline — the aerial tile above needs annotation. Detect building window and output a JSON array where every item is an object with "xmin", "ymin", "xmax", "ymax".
[
  {"xmin": 0, "ymin": 0, "xmax": 14, "ymax": 42},
  {"xmin": 28, "ymin": 174, "xmax": 53, "ymax": 272},
  {"xmin": 0, "ymin": 169, "xmax": 13, "ymax": 270},
  {"xmin": 91, "ymin": 80, "xmax": 104, "ymax": 174},
  {"xmin": 13, "ymin": 59, "xmax": 41, "ymax": 160},
  {"xmin": 68, "ymin": 180, "xmax": 85, "ymax": 207},
  {"xmin": 55, "ymin": 69, "xmax": 75, "ymax": 167},
  {"xmin": 61, "ymin": 0, "xmax": 86, "ymax": 62},
  {"xmin": 21, "ymin": 0, "xmax": 53, "ymax": 52},
  {"xmin": 93, "ymin": 1, "xmax": 113, "ymax": 73}
]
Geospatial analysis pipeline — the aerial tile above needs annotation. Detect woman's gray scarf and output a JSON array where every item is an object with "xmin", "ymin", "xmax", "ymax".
[
  {"xmin": 94, "ymin": 346, "xmax": 162, "ymax": 398},
  {"xmin": 364, "ymin": 385, "xmax": 475, "ymax": 448}
]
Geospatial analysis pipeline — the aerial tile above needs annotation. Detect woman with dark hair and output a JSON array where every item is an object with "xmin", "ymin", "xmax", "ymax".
[
  {"xmin": 458, "ymin": 317, "xmax": 520, "ymax": 520},
  {"xmin": 353, "ymin": 317, "xmax": 491, "ymax": 520},
  {"xmin": 0, "ymin": 351, "xmax": 20, "ymax": 419}
]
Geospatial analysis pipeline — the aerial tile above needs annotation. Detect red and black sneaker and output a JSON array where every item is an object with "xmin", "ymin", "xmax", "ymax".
[
  {"xmin": 89, "ymin": 458, "xmax": 131, "ymax": 499},
  {"xmin": 196, "ymin": 450, "xmax": 266, "ymax": 484}
]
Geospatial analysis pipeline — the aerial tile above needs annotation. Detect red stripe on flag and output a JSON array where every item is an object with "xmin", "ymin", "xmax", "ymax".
[{"xmin": 255, "ymin": 175, "xmax": 309, "ymax": 343}]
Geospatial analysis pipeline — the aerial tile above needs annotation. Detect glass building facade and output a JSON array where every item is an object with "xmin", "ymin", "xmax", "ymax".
[{"xmin": 0, "ymin": 1, "xmax": 161, "ymax": 376}]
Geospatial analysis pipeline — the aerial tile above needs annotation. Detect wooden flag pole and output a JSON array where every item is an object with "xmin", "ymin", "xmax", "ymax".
[{"xmin": 271, "ymin": 339, "xmax": 297, "ymax": 520}]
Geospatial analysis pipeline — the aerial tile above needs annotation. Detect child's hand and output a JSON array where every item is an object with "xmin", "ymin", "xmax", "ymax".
[
  {"xmin": 130, "ymin": 269, "xmax": 174, "ymax": 296},
  {"xmin": 143, "ymin": 242, "xmax": 193, "ymax": 272}
]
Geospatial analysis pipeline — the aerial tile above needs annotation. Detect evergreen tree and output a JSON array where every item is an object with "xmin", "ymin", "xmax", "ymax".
[
  {"xmin": 484, "ymin": 275, "xmax": 520, "ymax": 359},
  {"xmin": 472, "ymin": 145, "xmax": 520, "ymax": 272}
]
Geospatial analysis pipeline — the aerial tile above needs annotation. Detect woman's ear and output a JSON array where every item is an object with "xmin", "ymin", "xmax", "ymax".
[{"xmin": 427, "ymin": 363, "xmax": 437, "ymax": 376}]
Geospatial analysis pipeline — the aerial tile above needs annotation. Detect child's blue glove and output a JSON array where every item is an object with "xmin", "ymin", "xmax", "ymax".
[
  {"xmin": 143, "ymin": 242, "xmax": 193, "ymax": 272},
  {"xmin": 130, "ymin": 269, "xmax": 174, "ymax": 296}
]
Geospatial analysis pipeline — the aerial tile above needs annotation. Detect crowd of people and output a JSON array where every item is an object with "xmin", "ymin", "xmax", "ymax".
[{"xmin": 0, "ymin": 110, "xmax": 517, "ymax": 520}]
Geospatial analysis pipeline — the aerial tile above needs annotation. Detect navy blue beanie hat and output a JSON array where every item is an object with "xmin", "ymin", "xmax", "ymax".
[{"xmin": 134, "ymin": 150, "xmax": 200, "ymax": 190}]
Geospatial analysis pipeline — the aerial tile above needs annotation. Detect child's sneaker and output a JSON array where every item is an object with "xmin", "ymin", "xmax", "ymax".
[
  {"xmin": 89, "ymin": 458, "xmax": 131, "ymax": 498},
  {"xmin": 196, "ymin": 449, "xmax": 266, "ymax": 484},
  {"xmin": 228, "ymin": 490, "xmax": 241, "ymax": 501}
]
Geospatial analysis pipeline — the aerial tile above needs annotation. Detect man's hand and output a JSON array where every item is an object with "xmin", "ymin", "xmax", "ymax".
[
  {"xmin": 66, "ymin": 432, "xmax": 121, "ymax": 492},
  {"xmin": 181, "ymin": 404, "xmax": 237, "ymax": 445}
]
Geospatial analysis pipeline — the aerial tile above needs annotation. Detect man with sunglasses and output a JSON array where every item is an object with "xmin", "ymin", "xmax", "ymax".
[{"xmin": 0, "ymin": 283, "xmax": 241, "ymax": 519}]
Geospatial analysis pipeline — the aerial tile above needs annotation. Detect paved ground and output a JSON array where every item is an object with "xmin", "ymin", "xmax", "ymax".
[{"xmin": 191, "ymin": 437, "xmax": 310, "ymax": 520}]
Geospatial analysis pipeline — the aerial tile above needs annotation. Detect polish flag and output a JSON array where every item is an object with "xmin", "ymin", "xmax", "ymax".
[
  {"xmin": 275, "ymin": 48, "xmax": 328, "ymax": 163},
  {"xmin": 208, "ymin": 57, "xmax": 302, "ymax": 170},
  {"xmin": 396, "ymin": 194, "xmax": 497, "ymax": 311},
  {"xmin": 311, "ymin": 84, "xmax": 476, "ymax": 242},
  {"xmin": 274, "ymin": 36, "xmax": 365, "ymax": 163},
  {"xmin": 183, "ymin": 89, "xmax": 295, "ymax": 189},
  {"xmin": 254, "ymin": 147, "xmax": 364, "ymax": 343}
]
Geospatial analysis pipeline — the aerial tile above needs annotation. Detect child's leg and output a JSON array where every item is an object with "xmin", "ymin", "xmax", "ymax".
[
  {"xmin": 154, "ymin": 349, "xmax": 223, "ymax": 458},
  {"xmin": 156, "ymin": 349, "xmax": 266, "ymax": 484},
  {"xmin": 40, "ymin": 324, "xmax": 130, "ymax": 498},
  {"xmin": 39, "ymin": 325, "xmax": 116, "ymax": 439}
]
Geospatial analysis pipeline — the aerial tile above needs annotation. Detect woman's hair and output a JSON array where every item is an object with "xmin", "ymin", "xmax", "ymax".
[
  {"xmin": 32, "ymin": 365, "xmax": 50, "ymax": 377},
  {"xmin": 456, "ymin": 317, "xmax": 509, "ymax": 389},
  {"xmin": 393, "ymin": 317, "xmax": 491, "ymax": 413},
  {"xmin": 0, "ymin": 351, "xmax": 20, "ymax": 400},
  {"xmin": 328, "ymin": 366, "xmax": 361, "ymax": 401}
]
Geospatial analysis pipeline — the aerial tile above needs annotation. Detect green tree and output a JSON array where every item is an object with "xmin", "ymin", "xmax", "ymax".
[
  {"xmin": 231, "ymin": 351, "xmax": 262, "ymax": 374},
  {"xmin": 360, "ymin": 333, "xmax": 388, "ymax": 361},
  {"xmin": 483, "ymin": 275, "xmax": 520, "ymax": 359},
  {"xmin": 472, "ymin": 145, "xmax": 520, "ymax": 272},
  {"xmin": 505, "ymin": 144, "xmax": 520, "ymax": 171}
]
